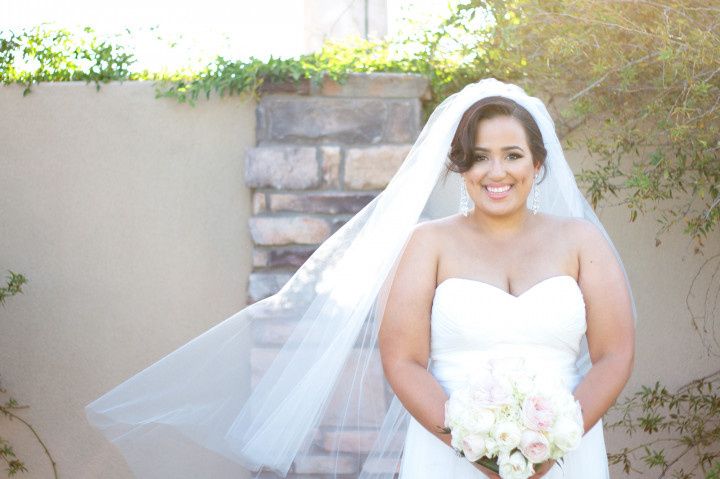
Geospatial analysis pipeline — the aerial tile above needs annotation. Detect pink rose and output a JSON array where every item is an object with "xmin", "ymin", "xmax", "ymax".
[
  {"xmin": 468, "ymin": 372, "xmax": 512, "ymax": 407},
  {"xmin": 461, "ymin": 433, "xmax": 488, "ymax": 462},
  {"xmin": 519, "ymin": 430, "xmax": 551, "ymax": 463},
  {"xmin": 522, "ymin": 396, "xmax": 556, "ymax": 431}
]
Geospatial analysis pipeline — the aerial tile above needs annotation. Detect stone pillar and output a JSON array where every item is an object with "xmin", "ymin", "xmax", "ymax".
[{"xmin": 244, "ymin": 72, "xmax": 431, "ymax": 478}]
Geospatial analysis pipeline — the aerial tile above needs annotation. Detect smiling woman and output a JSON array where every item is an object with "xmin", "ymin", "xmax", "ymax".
[
  {"xmin": 444, "ymin": 96, "xmax": 549, "ymax": 217},
  {"xmin": 467, "ymin": 115, "xmax": 538, "ymax": 209},
  {"xmin": 380, "ymin": 89, "xmax": 634, "ymax": 478}
]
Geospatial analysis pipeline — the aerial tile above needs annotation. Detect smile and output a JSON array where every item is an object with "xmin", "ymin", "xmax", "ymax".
[
  {"xmin": 483, "ymin": 184, "xmax": 513, "ymax": 198},
  {"xmin": 485, "ymin": 184, "xmax": 511, "ymax": 192}
]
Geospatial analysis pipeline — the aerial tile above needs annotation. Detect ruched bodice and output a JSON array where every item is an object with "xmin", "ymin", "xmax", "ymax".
[
  {"xmin": 430, "ymin": 275, "xmax": 587, "ymax": 395},
  {"xmin": 398, "ymin": 274, "xmax": 610, "ymax": 479}
]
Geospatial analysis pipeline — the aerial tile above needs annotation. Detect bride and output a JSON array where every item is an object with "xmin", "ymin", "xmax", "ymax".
[
  {"xmin": 84, "ymin": 78, "xmax": 636, "ymax": 479},
  {"xmin": 381, "ymin": 96, "xmax": 635, "ymax": 478}
]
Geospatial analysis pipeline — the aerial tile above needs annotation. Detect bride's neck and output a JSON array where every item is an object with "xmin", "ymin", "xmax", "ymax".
[{"xmin": 467, "ymin": 208, "xmax": 535, "ymax": 240}]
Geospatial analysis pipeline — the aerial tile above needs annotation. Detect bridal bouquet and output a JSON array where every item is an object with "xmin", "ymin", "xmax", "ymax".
[{"xmin": 441, "ymin": 359, "xmax": 584, "ymax": 479}]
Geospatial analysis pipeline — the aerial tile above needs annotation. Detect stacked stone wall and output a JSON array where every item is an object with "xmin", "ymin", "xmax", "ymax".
[{"xmin": 245, "ymin": 72, "xmax": 430, "ymax": 478}]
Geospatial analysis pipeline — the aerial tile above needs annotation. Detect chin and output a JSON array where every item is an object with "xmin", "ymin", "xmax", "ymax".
[{"xmin": 477, "ymin": 203, "xmax": 524, "ymax": 215}]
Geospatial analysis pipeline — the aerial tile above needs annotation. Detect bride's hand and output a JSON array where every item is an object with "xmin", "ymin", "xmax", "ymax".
[
  {"xmin": 528, "ymin": 458, "xmax": 556, "ymax": 478},
  {"xmin": 471, "ymin": 461, "xmax": 501, "ymax": 479}
]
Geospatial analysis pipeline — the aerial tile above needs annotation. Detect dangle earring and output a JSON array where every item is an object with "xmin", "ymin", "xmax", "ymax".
[
  {"xmin": 531, "ymin": 171, "xmax": 540, "ymax": 215},
  {"xmin": 459, "ymin": 176, "xmax": 471, "ymax": 217}
]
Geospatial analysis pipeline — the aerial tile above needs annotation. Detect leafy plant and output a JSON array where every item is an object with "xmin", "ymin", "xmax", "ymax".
[
  {"xmin": 0, "ymin": 271, "xmax": 57, "ymax": 478},
  {"xmin": 605, "ymin": 371, "xmax": 719, "ymax": 478},
  {"xmin": 0, "ymin": 25, "xmax": 135, "ymax": 95}
]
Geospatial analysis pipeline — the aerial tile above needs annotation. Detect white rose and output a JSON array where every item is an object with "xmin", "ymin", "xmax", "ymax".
[
  {"xmin": 467, "ymin": 406, "xmax": 496, "ymax": 433},
  {"xmin": 450, "ymin": 425, "xmax": 468, "ymax": 451},
  {"xmin": 549, "ymin": 415, "xmax": 583, "ymax": 452},
  {"xmin": 483, "ymin": 436, "xmax": 500, "ymax": 457},
  {"xmin": 519, "ymin": 429, "xmax": 551, "ymax": 463},
  {"xmin": 457, "ymin": 407, "xmax": 481, "ymax": 431},
  {"xmin": 513, "ymin": 372, "xmax": 535, "ymax": 396},
  {"xmin": 447, "ymin": 389, "xmax": 472, "ymax": 415},
  {"xmin": 445, "ymin": 392, "xmax": 474, "ymax": 429},
  {"xmin": 498, "ymin": 450, "xmax": 535, "ymax": 479},
  {"xmin": 461, "ymin": 433, "xmax": 488, "ymax": 462},
  {"xmin": 493, "ymin": 420, "xmax": 522, "ymax": 452}
]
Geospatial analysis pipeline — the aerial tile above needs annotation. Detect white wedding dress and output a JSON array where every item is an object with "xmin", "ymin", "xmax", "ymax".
[{"xmin": 397, "ymin": 274, "xmax": 610, "ymax": 478}]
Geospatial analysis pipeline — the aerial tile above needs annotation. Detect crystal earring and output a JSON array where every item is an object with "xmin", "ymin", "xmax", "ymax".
[
  {"xmin": 459, "ymin": 176, "xmax": 471, "ymax": 217},
  {"xmin": 531, "ymin": 171, "xmax": 540, "ymax": 215}
]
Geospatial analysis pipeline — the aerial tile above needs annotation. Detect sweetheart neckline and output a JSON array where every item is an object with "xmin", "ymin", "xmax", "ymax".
[{"xmin": 435, "ymin": 274, "xmax": 580, "ymax": 300}]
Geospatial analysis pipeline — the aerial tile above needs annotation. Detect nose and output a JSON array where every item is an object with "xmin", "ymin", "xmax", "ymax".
[{"xmin": 487, "ymin": 157, "xmax": 506, "ymax": 179}]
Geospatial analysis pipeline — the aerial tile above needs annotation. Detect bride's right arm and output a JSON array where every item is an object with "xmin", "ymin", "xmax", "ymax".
[
  {"xmin": 377, "ymin": 223, "xmax": 502, "ymax": 479},
  {"xmin": 378, "ymin": 222, "xmax": 453, "ymax": 447}
]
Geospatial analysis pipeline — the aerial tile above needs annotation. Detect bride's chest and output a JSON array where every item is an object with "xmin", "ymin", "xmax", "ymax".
[{"xmin": 430, "ymin": 275, "xmax": 587, "ymax": 345}]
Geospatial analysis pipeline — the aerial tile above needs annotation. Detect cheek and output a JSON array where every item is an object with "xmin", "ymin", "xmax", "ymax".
[
  {"xmin": 465, "ymin": 168, "xmax": 483, "ymax": 182},
  {"xmin": 519, "ymin": 176, "xmax": 530, "ymax": 187}
]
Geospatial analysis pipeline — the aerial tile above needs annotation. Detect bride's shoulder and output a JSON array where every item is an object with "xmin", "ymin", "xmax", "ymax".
[
  {"xmin": 406, "ymin": 217, "xmax": 460, "ymax": 256},
  {"xmin": 536, "ymin": 212, "xmax": 592, "ymax": 228},
  {"xmin": 402, "ymin": 218, "xmax": 446, "ymax": 268},
  {"xmin": 539, "ymin": 213, "xmax": 604, "ymax": 249},
  {"xmin": 412, "ymin": 215, "xmax": 458, "ymax": 242}
]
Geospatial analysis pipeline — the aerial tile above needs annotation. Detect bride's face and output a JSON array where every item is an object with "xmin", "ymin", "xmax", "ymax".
[{"xmin": 463, "ymin": 115, "xmax": 540, "ymax": 216}]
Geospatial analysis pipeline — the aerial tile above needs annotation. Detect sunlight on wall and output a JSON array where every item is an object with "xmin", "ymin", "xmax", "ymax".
[
  {"xmin": 0, "ymin": 0, "xmax": 305, "ymax": 72},
  {"xmin": 1, "ymin": 0, "xmax": 463, "ymax": 72}
]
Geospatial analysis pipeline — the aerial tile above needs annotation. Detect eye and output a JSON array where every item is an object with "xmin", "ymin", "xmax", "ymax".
[{"xmin": 508, "ymin": 153, "xmax": 522, "ymax": 160}]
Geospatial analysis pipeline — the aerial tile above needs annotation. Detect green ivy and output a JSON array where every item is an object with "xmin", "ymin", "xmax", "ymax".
[
  {"xmin": 0, "ymin": 24, "xmax": 459, "ymax": 118},
  {"xmin": 0, "ymin": 271, "xmax": 57, "ymax": 478},
  {"xmin": 0, "ymin": 25, "xmax": 135, "ymax": 95},
  {"xmin": 606, "ymin": 372, "xmax": 720, "ymax": 478}
]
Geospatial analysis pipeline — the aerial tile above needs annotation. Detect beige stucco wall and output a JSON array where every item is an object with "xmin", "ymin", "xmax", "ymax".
[
  {"xmin": 0, "ymin": 81, "xmax": 255, "ymax": 478},
  {"xmin": 0, "ymin": 78, "xmax": 717, "ymax": 478}
]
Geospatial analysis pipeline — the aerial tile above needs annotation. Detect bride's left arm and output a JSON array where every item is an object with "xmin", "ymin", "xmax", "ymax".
[{"xmin": 570, "ymin": 218, "xmax": 636, "ymax": 434}]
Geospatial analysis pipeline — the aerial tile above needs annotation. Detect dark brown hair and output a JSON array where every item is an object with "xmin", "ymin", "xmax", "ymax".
[{"xmin": 442, "ymin": 96, "xmax": 548, "ymax": 184}]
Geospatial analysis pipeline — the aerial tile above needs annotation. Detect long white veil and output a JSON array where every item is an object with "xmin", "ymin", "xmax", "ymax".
[{"xmin": 84, "ymin": 78, "xmax": 637, "ymax": 478}]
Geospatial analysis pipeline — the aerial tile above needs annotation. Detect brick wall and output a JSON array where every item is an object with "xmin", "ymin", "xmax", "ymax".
[{"xmin": 244, "ymin": 72, "xmax": 430, "ymax": 478}]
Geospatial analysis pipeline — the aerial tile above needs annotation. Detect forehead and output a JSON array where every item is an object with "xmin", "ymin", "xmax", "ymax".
[{"xmin": 474, "ymin": 116, "xmax": 527, "ymax": 146}]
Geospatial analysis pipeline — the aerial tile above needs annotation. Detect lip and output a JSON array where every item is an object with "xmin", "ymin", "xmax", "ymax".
[{"xmin": 483, "ymin": 183, "xmax": 513, "ymax": 199}]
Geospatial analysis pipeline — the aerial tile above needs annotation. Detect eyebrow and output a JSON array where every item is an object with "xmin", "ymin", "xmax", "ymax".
[{"xmin": 473, "ymin": 145, "xmax": 524, "ymax": 152}]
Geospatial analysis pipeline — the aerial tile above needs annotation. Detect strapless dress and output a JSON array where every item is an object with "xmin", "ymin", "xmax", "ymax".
[{"xmin": 398, "ymin": 275, "xmax": 609, "ymax": 478}]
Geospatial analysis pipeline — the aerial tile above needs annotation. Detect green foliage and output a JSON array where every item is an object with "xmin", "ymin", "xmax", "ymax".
[
  {"xmin": 0, "ymin": 270, "xmax": 37, "ymax": 477},
  {"xmin": 0, "ymin": 433, "xmax": 27, "ymax": 476},
  {"xmin": 0, "ymin": 271, "xmax": 26, "ymax": 306},
  {"xmin": 707, "ymin": 462, "xmax": 720, "ymax": 479},
  {"xmin": 606, "ymin": 371, "xmax": 720, "ymax": 478},
  {"xmin": 505, "ymin": 0, "xmax": 720, "ymax": 251},
  {"xmin": 151, "ymin": 36, "xmax": 439, "ymax": 108},
  {"xmin": 0, "ymin": 271, "xmax": 56, "ymax": 478},
  {"xmin": 0, "ymin": 25, "xmax": 135, "ymax": 95}
]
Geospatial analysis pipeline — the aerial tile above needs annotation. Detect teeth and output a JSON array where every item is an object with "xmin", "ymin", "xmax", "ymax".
[{"xmin": 486, "ymin": 185, "xmax": 511, "ymax": 193}]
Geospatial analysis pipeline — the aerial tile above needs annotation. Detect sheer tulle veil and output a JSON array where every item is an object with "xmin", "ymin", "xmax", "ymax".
[{"xmin": 84, "ymin": 78, "xmax": 637, "ymax": 478}]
